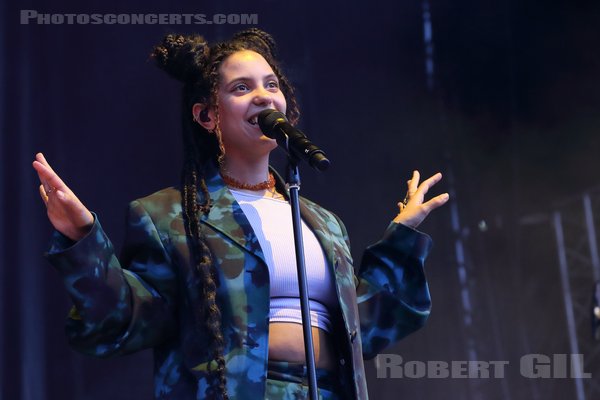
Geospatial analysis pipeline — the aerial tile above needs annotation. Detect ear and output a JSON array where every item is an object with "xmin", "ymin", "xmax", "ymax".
[{"xmin": 192, "ymin": 103, "xmax": 216, "ymax": 131}]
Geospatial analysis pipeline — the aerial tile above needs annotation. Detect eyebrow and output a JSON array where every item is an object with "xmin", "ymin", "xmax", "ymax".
[{"xmin": 226, "ymin": 74, "xmax": 278, "ymax": 86}]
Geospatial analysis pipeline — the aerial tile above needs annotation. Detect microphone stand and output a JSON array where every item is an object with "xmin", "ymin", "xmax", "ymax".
[{"xmin": 285, "ymin": 154, "xmax": 319, "ymax": 400}]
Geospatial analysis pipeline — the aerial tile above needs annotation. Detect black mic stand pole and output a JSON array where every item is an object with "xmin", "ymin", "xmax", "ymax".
[{"xmin": 284, "ymin": 141, "xmax": 319, "ymax": 400}]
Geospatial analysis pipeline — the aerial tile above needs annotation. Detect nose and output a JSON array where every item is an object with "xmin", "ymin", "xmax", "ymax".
[{"xmin": 252, "ymin": 87, "xmax": 273, "ymax": 107}]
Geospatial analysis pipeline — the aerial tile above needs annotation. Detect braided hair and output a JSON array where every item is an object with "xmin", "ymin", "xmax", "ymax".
[{"xmin": 151, "ymin": 29, "xmax": 300, "ymax": 399}]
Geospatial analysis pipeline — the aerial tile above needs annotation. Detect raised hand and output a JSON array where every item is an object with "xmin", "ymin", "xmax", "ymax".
[
  {"xmin": 32, "ymin": 153, "xmax": 94, "ymax": 241},
  {"xmin": 393, "ymin": 170, "xmax": 449, "ymax": 229}
]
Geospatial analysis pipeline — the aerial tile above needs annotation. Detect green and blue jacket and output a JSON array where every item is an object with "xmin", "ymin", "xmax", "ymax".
[{"xmin": 46, "ymin": 165, "xmax": 432, "ymax": 399}]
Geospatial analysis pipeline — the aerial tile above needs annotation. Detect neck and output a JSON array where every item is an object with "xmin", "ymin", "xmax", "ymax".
[{"xmin": 221, "ymin": 155, "xmax": 270, "ymax": 186}]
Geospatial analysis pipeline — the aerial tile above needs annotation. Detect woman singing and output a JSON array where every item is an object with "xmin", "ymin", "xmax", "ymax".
[{"xmin": 32, "ymin": 28, "xmax": 449, "ymax": 399}]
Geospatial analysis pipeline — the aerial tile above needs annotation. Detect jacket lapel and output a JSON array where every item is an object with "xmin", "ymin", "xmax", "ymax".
[
  {"xmin": 199, "ymin": 164, "xmax": 266, "ymax": 264},
  {"xmin": 298, "ymin": 200, "xmax": 336, "ymax": 269}
]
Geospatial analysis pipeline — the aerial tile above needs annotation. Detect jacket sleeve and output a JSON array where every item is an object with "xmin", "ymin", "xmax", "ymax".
[
  {"xmin": 45, "ymin": 200, "xmax": 178, "ymax": 357},
  {"xmin": 337, "ymin": 217, "xmax": 432, "ymax": 360}
]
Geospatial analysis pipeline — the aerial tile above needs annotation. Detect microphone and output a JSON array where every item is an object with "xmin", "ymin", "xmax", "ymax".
[{"xmin": 258, "ymin": 109, "xmax": 330, "ymax": 171}]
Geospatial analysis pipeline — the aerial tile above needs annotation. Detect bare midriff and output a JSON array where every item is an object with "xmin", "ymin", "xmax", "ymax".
[{"xmin": 268, "ymin": 322, "xmax": 337, "ymax": 371}]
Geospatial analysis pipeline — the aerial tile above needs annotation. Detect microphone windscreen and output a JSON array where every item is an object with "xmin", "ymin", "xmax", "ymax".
[{"xmin": 258, "ymin": 109, "xmax": 287, "ymax": 135}]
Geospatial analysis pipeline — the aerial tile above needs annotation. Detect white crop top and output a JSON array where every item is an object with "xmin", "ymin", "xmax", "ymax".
[{"xmin": 230, "ymin": 189, "xmax": 337, "ymax": 332}]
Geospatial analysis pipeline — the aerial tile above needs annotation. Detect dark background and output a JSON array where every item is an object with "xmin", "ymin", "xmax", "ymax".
[{"xmin": 2, "ymin": 0, "xmax": 600, "ymax": 399}]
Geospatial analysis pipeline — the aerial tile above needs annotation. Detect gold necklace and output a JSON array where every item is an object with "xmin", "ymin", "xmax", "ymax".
[{"xmin": 220, "ymin": 171, "xmax": 276, "ymax": 191}]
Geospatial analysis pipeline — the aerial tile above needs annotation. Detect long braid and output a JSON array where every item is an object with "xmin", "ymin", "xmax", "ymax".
[
  {"xmin": 152, "ymin": 29, "xmax": 300, "ymax": 399},
  {"xmin": 182, "ymin": 168, "xmax": 228, "ymax": 398},
  {"xmin": 180, "ymin": 104, "xmax": 228, "ymax": 397}
]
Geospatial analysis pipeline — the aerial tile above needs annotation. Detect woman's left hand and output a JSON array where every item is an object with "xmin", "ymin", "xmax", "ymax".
[{"xmin": 392, "ymin": 171, "xmax": 449, "ymax": 229}]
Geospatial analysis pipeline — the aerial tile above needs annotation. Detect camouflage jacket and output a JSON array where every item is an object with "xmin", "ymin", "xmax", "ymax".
[{"xmin": 46, "ymin": 165, "xmax": 432, "ymax": 400}]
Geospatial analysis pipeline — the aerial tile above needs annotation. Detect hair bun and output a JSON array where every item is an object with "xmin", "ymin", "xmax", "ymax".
[
  {"xmin": 151, "ymin": 34, "xmax": 208, "ymax": 83},
  {"xmin": 232, "ymin": 28, "xmax": 277, "ymax": 58}
]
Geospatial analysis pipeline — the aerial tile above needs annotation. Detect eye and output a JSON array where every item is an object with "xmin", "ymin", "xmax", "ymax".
[
  {"xmin": 233, "ymin": 83, "xmax": 250, "ymax": 92},
  {"xmin": 267, "ymin": 80, "xmax": 280, "ymax": 90}
]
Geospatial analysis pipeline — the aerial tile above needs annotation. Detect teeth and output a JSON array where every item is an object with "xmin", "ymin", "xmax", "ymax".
[{"xmin": 248, "ymin": 116, "xmax": 258, "ymax": 125}]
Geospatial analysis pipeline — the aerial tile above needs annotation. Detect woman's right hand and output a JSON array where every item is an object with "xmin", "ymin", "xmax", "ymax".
[{"xmin": 32, "ymin": 152, "xmax": 94, "ymax": 241}]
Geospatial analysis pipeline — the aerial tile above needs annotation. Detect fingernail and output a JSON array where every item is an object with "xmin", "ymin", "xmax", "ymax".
[{"xmin": 56, "ymin": 190, "xmax": 65, "ymax": 200}]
